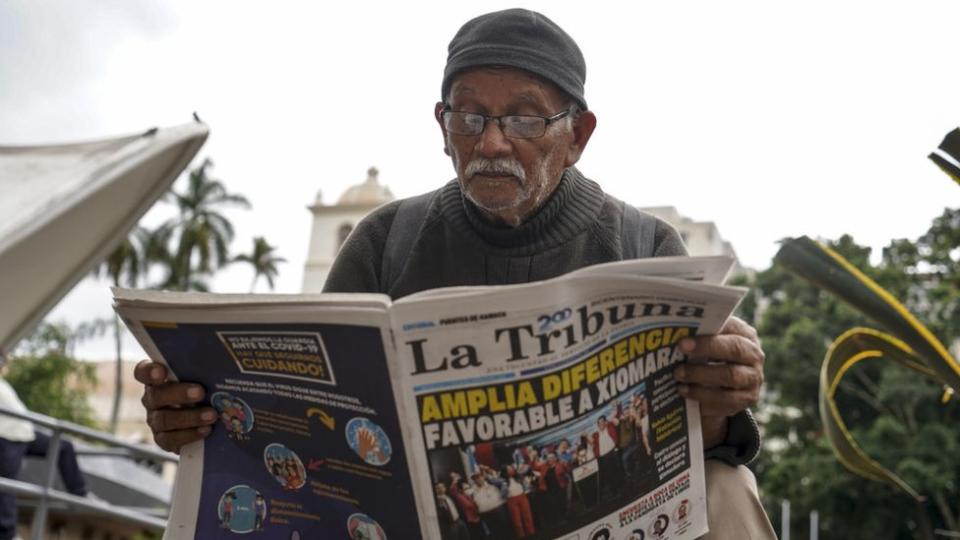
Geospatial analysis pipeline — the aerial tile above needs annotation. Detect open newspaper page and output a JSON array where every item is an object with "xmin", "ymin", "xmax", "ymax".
[
  {"xmin": 404, "ymin": 256, "xmax": 735, "ymax": 303},
  {"xmin": 114, "ymin": 291, "xmax": 426, "ymax": 540},
  {"xmin": 568, "ymin": 256, "xmax": 735, "ymax": 285},
  {"xmin": 390, "ymin": 274, "xmax": 744, "ymax": 540}
]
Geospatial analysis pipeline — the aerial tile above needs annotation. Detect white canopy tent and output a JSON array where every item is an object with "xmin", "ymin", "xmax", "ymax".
[{"xmin": 0, "ymin": 122, "xmax": 209, "ymax": 358}]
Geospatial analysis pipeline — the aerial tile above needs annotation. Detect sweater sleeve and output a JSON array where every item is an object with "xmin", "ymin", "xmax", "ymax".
[
  {"xmin": 705, "ymin": 409, "xmax": 762, "ymax": 466},
  {"xmin": 647, "ymin": 211, "xmax": 763, "ymax": 466},
  {"xmin": 651, "ymin": 215, "xmax": 689, "ymax": 257},
  {"xmin": 322, "ymin": 201, "xmax": 401, "ymax": 295}
]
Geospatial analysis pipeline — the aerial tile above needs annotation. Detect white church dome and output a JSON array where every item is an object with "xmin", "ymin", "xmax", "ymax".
[{"xmin": 337, "ymin": 167, "xmax": 394, "ymax": 205}]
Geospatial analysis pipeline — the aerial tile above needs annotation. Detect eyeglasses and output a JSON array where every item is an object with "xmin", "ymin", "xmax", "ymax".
[{"xmin": 441, "ymin": 106, "xmax": 575, "ymax": 139}]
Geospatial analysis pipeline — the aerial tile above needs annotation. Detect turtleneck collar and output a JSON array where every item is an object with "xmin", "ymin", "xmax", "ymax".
[{"xmin": 438, "ymin": 167, "xmax": 606, "ymax": 254}]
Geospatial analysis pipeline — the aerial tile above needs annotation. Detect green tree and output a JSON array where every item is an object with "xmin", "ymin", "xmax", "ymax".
[
  {"xmin": 233, "ymin": 236, "xmax": 286, "ymax": 292},
  {"xmin": 4, "ymin": 323, "xmax": 99, "ymax": 427},
  {"xmin": 87, "ymin": 157, "xmax": 269, "ymax": 434},
  {"xmin": 93, "ymin": 226, "xmax": 152, "ymax": 433},
  {"xmin": 748, "ymin": 210, "xmax": 960, "ymax": 539},
  {"xmin": 159, "ymin": 158, "xmax": 250, "ymax": 291}
]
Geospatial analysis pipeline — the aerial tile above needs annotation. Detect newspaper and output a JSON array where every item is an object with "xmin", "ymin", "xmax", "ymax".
[{"xmin": 115, "ymin": 256, "xmax": 744, "ymax": 540}]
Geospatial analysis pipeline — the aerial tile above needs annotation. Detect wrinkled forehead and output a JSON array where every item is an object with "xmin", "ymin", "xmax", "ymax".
[{"xmin": 446, "ymin": 66, "xmax": 572, "ymax": 107}]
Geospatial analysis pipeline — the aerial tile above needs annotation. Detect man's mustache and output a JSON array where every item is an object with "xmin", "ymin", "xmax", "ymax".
[{"xmin": 465, "ymin": 158, "xmax": 526, "ymax": 181}]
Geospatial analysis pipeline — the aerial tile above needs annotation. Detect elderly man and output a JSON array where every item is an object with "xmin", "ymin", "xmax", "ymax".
[{"xmin": 135, "ymin": 8, "xmax": 773, "ymax": 538}]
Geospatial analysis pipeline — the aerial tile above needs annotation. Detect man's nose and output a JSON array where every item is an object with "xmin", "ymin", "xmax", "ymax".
[{"xmin": 476, "ymin": 119, "xmax": 512, "ymax": 157}]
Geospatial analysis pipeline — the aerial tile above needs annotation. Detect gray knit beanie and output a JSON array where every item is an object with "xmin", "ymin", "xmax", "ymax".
[{"xmin": 442, "ymin": 9, "xmax": 588, "ymax": 110}]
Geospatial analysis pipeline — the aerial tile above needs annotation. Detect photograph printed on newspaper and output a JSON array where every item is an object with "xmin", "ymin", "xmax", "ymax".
[{"xmin": 390, "ymin": 270, "xmax": 744, "ymax": 540}]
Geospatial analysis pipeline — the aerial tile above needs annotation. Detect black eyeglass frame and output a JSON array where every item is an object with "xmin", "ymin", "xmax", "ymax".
[{"xmin": 440, "ymin": 106, "xmax": 577, "ymax": 139}]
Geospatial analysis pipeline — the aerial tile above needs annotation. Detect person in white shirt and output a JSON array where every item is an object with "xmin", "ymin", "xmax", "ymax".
[
  {"xmin": 0, "ymin": 377, "xmax": 90, "ymax": 540},
  {"xmin": 470, "ymin": 469, "xmax": 509, "ymax": 537}
]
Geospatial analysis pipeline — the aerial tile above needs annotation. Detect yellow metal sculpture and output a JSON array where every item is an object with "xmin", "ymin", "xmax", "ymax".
[
  {"xmin": 775, "ymin": 237, "xmax": 960, "ymax": 501},
  {"xmin": 929, "ymin": 128, "xmax": 960, "ymax": 186},
  {"xmin": 773, "ymin": 130, "xmax": 960, "ymax": 499},
  {"xmin": 775, "ymin": 236, "xmax": 960, "ymax": 500}
]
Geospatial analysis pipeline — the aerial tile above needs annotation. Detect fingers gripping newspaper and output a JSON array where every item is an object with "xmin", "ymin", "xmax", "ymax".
[{"xmin": 115, "ymin": 256, "xmax": 744, "ymax": 540}]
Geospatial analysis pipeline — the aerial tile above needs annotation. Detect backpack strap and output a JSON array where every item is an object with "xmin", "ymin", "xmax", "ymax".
[
  {"xmin": 380, "ymin": 190, "xmax": 437, "ymax": 293},
  {"xmin": 621, "ymin": 202, "xmax": 657, "ymax": 259}
]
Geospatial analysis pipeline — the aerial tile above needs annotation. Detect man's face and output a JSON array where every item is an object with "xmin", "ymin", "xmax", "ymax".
[
  {"xmin": 435, "ymin": 482, "xmax": 446, "ymax": 496},
  {"xmin": 435, "ymin": 67, "xmax": 595, "ymax": 227}
]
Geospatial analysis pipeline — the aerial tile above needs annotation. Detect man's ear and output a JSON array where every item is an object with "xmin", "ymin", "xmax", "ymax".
[
  {"xmin": 434, "ymin": 101, "xmax": 446, "ymax": 126},
  {"xmin": 434, "ymin": 102, "xmax": 450, "ymax": 155},
  {"xmin": 564, "ymin": 110, "xmax": 597, "ymax": 168}
]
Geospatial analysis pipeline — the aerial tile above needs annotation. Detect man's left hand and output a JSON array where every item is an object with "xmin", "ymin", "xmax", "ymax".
[{"xmin": 672, "ymin": 316, "xmax": 765, "ymax": 449}]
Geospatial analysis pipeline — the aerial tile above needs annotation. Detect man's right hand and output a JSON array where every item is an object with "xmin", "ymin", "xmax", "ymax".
[{"xmin": 134, "ymin": 360, "xmax": 217, "ymax": 453}]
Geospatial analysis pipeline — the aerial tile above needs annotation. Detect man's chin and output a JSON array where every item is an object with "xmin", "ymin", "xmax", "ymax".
[
  {"xmin": 463, "ymin": 191, "xmax": 528, "ymax": 224},
  {"xmin": 464, "ymin": 189, "xmax": 524, "ymax": 212},
  {"xmin": 463, "ymin": 174, "xmax": 527, "ymax": 200}
]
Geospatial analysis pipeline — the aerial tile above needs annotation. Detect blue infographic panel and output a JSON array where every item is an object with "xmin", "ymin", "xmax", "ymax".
[{"xmin": 145, "ymin": 322, "xmax": 420, "ymax": 539}]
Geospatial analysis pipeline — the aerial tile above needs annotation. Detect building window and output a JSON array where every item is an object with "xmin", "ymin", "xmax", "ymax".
[{"xmin": 336, "ymin": 223, "xmax": 353, "ymax": 252}]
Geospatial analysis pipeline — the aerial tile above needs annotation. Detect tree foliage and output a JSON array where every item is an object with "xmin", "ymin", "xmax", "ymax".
[
  {"xmin": 157, "ymin": 158, "xmax": 251, "ymax": 291},
  {"xmin": 86, "ymin": 157, "xmax": 272, "ymax": 433},
  {"xmin": 747, "ymin": 209, "xmax": 960, "ymax": 539},
  {"xmin": 233, "ymin": 236, "xmax": 286, "ymax": 292},
  {"xmin": 4, "ymin": 322, "xmax": 99, "ymax": 428},
  {"xmin": 93, "ymin": 225, "xmax": 154, "ymax": 433}
]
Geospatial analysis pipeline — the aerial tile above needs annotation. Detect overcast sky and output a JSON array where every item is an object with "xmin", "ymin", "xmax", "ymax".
[{"xmin": 2, "ymin": 1, "xmax": 958, "ymax": 360}]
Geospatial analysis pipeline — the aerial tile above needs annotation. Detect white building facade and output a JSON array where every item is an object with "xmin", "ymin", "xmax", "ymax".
[
  {"xmin": 301, "ymin": 167, "xmax": 394, "ymax": 292},
  {"xmin": 302, "ymin": 173, "xmax": 740, "ymax": 291},
  {"xmin": 640, "ymin": 206, "xmax": 742, "ymax": 273}
]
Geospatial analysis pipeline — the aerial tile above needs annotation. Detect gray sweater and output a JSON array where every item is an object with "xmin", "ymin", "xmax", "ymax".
[{"xmin": 324, "ymin": 167, "xmax": 760, "ymax": 465}]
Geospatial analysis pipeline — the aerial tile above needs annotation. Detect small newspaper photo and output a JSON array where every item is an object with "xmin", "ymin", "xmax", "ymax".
[{"xmin": 114, "ymin": 256, "xmax": 744, "ymax": 540}]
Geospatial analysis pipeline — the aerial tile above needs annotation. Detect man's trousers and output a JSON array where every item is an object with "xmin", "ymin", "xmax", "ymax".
[
  {"xmin": 700, "ymin": 460, "xmax": 776, "ymax": 539},
  {"xmin": 0, "ymin": 433, "xmax": 88, "ymax": 540}
]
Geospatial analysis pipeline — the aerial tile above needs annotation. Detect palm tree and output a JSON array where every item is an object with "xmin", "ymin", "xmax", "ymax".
[
  {"xmin": 233, "ymin": 237, "xmax": 286, "ymax": 292},
  {"xmin": 94, "ymin": 226, "xmax": 150, "ymax": 433},
  {"xmin": 160, "ymin": 158, "xmax": 250, "ymax": 291},
  {"xmin": 91, "ymin": 158, "xmax": 252, "ymax": 432}
]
